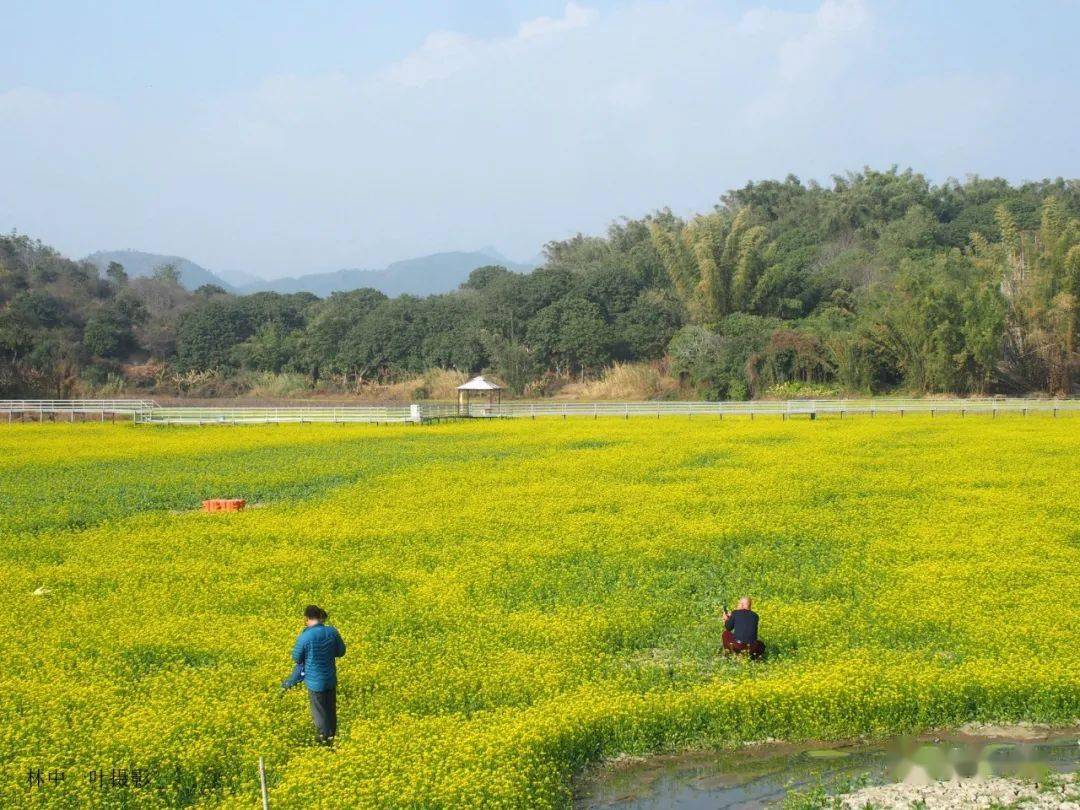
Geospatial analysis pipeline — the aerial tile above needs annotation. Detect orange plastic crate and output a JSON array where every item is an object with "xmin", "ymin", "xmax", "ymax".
[{"xmin": 202, "ymin": 499, "xmax": 245, "ymax": 513}]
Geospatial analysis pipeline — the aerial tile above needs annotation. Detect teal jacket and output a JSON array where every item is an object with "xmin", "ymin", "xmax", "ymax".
[{"xmin": 291, "ymin": 623, "xmax": 345, "ymax": 692}]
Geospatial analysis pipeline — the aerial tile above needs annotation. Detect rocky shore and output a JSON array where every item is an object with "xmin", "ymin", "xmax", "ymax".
[{"xmin": 838, "ymin": 773, "xmax": 1078, "ymax": 809}]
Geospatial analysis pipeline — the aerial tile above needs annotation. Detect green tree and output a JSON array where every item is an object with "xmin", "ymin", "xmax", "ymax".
[
  {"xmin": 970, "ymin": 200, "xmax": 1080, "ymax": 393},
  {"xmin": 615, "ymin": 289, "xmax": 684, "ymax": 360},
  {"xmin": 650, "ymin": 208, "xmax": 768, "ymax": 322},
  {"xmin": 152, "ymin": 263, "xmax": 182, "ymax": 285},
  {"xmin": 175, "ymin": 300, "xmax": 251, "ymax": 371},
  {"xmin": 83, "ymin": 307, "xmax": 137, "ymax": 359},
  {"xmin": 233, "ymin": 323, "xmax": 302, "ymax": 373},
  {"xmin": 302, "ymin": 289, "xmax": 387, "ymax": 381},
  {"xmin": 482, "ymin": 334, "xmax": 536, "ymax": 395},
  {"xmin": 105, "ymin": 261, "xmax": 128, "ymax": 285},
  {"xmin": 527, "ymin": 298, "xmax": 611, "ymax": 377}
]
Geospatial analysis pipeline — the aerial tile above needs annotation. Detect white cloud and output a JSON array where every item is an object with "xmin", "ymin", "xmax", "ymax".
[
  {"xmin": 516, "ymin": 1, "xmax": 597, "ymax": 40},
  {"xmin": 1, "ymin": 0, "xmax": 1072, "ymax": 277},
  {"xmin": 381, "ymin": 2, "xmax": 597, "ymax": 89},
  {"xmin": 775, "ymin": 0, "xmax": 871, "ymax": 82},
  {"xmin": 380, "ymin": 31, "xmax": 480, "ymax": 89}
]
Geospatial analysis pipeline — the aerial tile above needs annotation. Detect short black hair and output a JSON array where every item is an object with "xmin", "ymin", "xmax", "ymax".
[{"xmin": 304, "ymin": 605, "xmax": 327, "ymax": 621}]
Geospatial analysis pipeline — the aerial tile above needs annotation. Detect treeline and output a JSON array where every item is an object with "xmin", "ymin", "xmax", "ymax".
[{"xmin": 2, "ymin": 168, "xmax": 1079, "ymax": 399}]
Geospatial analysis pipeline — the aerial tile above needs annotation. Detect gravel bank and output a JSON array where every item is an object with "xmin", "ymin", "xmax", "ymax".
[{"xmin": 838, "ymin": 773, "xmax": 1078, "ymax": 809}]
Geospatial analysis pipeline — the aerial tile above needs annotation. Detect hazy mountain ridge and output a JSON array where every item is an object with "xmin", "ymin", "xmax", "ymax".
[
  {"xmin": 85, "ymin": 250, "xmax": 235, "ymax": 291},
  {"xmin": 240, "ymin": 251, "xmax": 534, "ymax": 297},
  {"xmin": 85, "ymin": 249, "xmax": 534, "ymax": 297}
]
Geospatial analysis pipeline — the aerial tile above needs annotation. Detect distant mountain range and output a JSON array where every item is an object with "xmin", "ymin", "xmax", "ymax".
[
  {"xmin": 85, "ymin": 250, "xmax": 236, "ymax": 291},
  {"xmin": 85, "ymin": 248, "xmax": 536, "ymax": 298},
  {"xmin": 241, "ymin": 250, "xmax": 534, "ymax": 297}
]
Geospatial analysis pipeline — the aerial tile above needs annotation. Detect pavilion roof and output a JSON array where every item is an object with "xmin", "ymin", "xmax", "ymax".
[{"xmin": 457, "ymin": 375, "xmax": 502, "ymax": 391}]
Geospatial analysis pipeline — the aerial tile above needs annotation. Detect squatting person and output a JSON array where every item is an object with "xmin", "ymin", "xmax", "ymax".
[
  {"xmin": 287, "ymin": 605, "xmax": 346, "ymax": 744},
  {"xmin": 722, "ymin": 596, "xmax": 765, "ymax": 660}
]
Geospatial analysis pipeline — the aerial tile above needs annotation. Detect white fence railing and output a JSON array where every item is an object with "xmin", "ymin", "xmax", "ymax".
[
  {"xmin": 1, "ymin": 399, "xmax": 157, "ymax": 411},
  {"xmin": 2, "ymin": 397, "xmax": 1077, "ymax": 425},
  {"xmin": 135, "ymin": 405, "xmax": 421, "ymax": 425},
  {"xmin": 465, "ymin": 398, "xmax": 1080, "ymax": 419},
  {"xmin": 1, "ymin": 399, "xmax": 157, "ymax": 421}
]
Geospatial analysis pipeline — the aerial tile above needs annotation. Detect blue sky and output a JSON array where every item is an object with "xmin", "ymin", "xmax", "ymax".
[{"xmin": 2, "ymin": 1, "xmax": 1078, "ymax": 279}]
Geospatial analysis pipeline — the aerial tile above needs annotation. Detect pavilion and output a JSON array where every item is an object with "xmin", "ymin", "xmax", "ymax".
[{"xmin": 457, "ymin": 375, "xmax": 502, "ymax": 415}]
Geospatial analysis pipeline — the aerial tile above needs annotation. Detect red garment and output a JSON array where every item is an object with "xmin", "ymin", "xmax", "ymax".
[{"xmin": 722, "ymin": 629, "xmax": 765, "ymax": 660}]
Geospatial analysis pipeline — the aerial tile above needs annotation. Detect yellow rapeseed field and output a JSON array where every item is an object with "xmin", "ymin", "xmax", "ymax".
[{"xmin": 1, "ymin": 416, "xmax": 1078, "ymax": 807}]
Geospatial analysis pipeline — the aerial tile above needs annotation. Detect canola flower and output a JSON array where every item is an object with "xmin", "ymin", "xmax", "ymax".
[{"xmin": 0, "ymin": 415, "xmax": 1078, "ymax": 808}]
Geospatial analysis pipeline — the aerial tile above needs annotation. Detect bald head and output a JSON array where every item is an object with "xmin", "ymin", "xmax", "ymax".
[{"xmin": 737, "ymin": 596, "xmax": 752, "ymax": 610}]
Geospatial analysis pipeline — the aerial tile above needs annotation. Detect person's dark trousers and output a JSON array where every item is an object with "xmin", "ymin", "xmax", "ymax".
[
  {"xmin": 308, "ymin": 688, "xmax": 337, "ymax": 744},
  {"xmin": 722, "ymin": 630, "xmax": 765, "ymax": 660}
]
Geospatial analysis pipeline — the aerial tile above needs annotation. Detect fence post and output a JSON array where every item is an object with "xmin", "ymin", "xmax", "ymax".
[
  {"xmin": 624, "ymin": 404, "xmax": 628, "ymax": 420},
  {"xmin": 258, "ymin": 757, "xmax": 269, "ymax": 810},
  {"xmin": 410, "ymin": 404, "xmax": 422, "ymax": 424},
  {"xmin": 594, "ymin": 403, "xmax": 598, "ymax": 420}
]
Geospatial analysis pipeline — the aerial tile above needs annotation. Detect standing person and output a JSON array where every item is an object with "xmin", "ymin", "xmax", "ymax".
[
  {"xmin": 722, "ymin": 596, "xmax": 765, "ymax": 660},
  {"xmin": 290, "ymin": 605, "xmax": 346, "ymax": 744}
]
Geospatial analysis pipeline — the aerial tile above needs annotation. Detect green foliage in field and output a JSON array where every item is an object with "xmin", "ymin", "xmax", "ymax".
[{"xmin": 1, "ymin": 417, "xmax": 1078, "ymax": 807}]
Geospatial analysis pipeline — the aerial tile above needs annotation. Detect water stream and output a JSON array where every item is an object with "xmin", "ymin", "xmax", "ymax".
[{"xmin": 575, "ymin": 728, "xmax": 1080, "ymax": 808}]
